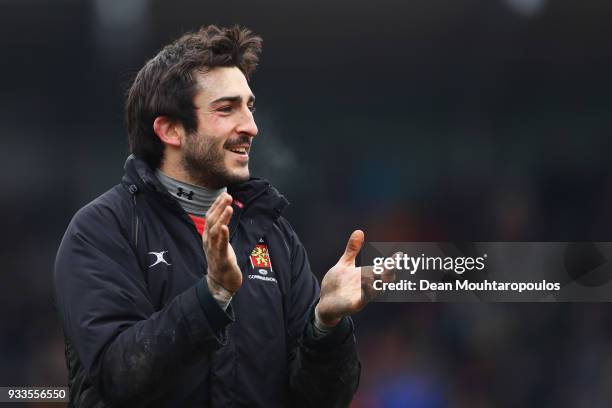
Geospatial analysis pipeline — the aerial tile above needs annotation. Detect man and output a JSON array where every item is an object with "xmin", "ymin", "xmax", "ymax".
[{"xmin": 54, "ymin": 25, "xmax": 387, "ymax": 407}]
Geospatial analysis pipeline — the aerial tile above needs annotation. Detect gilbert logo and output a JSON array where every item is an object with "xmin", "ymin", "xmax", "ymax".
[{"xmin": 148, "ymin": 251, "xmax": 171, "ymax": 268}]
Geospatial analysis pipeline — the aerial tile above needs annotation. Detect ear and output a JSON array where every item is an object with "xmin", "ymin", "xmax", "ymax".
[{"xmin": 153, "ymin": 116, "xmax": 184, "ymax": 147}]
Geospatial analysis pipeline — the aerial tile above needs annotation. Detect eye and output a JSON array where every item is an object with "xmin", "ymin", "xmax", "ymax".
[
  {"xmin": 248, "ymin": 105, "xmax": 256, "ymax": 113},
  {"xmin": 217, "ymin": 106, "xmax": 233, "ymax": 113}
]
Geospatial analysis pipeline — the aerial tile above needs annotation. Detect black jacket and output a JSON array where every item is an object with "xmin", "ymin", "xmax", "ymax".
[{"xmin": 54, "ymin": 156, "xmax": 360, "ymax": 407}]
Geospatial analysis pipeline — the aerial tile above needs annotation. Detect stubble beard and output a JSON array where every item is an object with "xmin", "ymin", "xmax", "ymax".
[{"xmin": 182, "ymin": 132, "xmax": 249, "ymax": 189}]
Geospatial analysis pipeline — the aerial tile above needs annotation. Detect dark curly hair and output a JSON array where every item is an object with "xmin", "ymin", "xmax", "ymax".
[{"xmin": 125, "ymin": 25, "xmax": 263, "ymax": 169}]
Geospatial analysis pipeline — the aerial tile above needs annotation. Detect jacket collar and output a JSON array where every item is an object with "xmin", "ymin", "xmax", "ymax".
[
  {"xmin": 122, "ymin": 154, "xmax": 290, "ymax": 268},
  {"xmin": 123, "ymin": 153, "xmax": 287, "ymax": 212}
]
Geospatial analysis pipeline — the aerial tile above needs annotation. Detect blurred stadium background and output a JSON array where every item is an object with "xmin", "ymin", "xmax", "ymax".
[{"xmin": 2, "ymin": 0, "xmax": 612, "ymax": 406}]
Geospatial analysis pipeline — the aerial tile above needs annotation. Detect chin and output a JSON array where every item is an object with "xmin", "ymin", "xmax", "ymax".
[{"xmin": 226, "ymin": 169, "xmax": 250, "ymax": 185}]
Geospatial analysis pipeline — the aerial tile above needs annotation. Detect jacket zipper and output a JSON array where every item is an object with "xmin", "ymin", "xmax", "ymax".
[{"xmin": 132, "ymin": 194, "xmax": 139, "ymax": 249}]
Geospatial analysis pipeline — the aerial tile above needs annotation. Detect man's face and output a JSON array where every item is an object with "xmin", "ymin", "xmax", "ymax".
[{"xmin": 182, "ymin": 66, "xmax": 258, "ymax": 189}]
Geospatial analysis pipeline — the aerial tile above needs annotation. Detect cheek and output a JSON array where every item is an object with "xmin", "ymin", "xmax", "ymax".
[
  {"xmin": 200, "ymin": 115, "xmax": 230, "ymax": 134},
  {"xmin": 191, "ymin": 130, "xmax": 223, "ymax": 151},
  {"xmin": 197, "ymin": 122, "xmax": 231, "ymax": 148}
]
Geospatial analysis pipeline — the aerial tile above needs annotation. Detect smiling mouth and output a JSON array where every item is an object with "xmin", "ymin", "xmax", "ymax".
[{"xmin": 225, "ymin": 145, "xmax": 250, "ymax": 156}]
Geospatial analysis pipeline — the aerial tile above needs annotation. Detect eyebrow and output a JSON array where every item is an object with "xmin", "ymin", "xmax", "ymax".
[{"xmin": 210, "ymin": 95, "xmax": 256, "ymax": 105}]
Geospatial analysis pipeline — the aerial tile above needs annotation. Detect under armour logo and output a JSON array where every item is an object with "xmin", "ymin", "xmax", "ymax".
[
  {"xmin": 176, "ymin": 187, "xmax": 194, "ymax": 200},
  {"xmin": 148, "ymin": 251, "xmax": 171, "ymax": 268}
]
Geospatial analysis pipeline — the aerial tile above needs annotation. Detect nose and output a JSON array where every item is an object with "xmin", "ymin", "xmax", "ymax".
[{"xmin": 236, "ymin": 107, "xmax": 258, "ymax": 137}]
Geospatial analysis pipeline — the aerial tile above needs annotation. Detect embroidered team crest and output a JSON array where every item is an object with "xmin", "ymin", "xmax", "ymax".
[{"xmin": 250, "ymin": 244, "xmax": 272, "ymax": 269}]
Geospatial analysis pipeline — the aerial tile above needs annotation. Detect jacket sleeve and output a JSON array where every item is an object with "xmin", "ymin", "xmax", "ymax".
[
  {"xmin": 54, "ymin": 202, "xmax": 232, "ymax": 406},
  {"xmin": 279, "ymin": 219, "xmax": 361, "ymax": 408}
]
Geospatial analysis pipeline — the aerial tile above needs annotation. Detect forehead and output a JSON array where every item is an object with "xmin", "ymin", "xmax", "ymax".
[{"xmin": 194, "ymin": 66, "xmax": 253, "ymax": 104}]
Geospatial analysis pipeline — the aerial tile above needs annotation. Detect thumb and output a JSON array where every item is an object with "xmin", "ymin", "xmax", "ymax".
[{"xmin": 339, "ymin": 230, "xmax": 365, "ymax": 265}]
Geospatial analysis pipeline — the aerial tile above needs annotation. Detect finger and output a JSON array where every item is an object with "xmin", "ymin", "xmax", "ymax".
[
  {"xmin": 339, "ymin": 230, "xmax": 365, "ymax": 265},
  {"xmin": 381, "ymin": 251, "xmax": 402, "ymax": 283},
  {"xmin": 212, "ymin": 205, "xmax": 232, "ymax": 241},
  {"xmin": 206, "ymin": 193, "xmax": 224, "ymax": 221},
  {"xmin": 210, "ymin": 224, "xmax": 230, "ymax": 255},
  {"xmin": 360, "ymin": 266, "xmax": 377, "ymax": 302},
  {"xmin": 219, "ymin": 225, "xmax": 230, "ymax": 253},
  {"xmin": 360, "ymin": 260, "xmax": 398, "ymax": 282},
  {"xmin": 361, "ymin": 265, "xmax": 374, "ymax": 280},
  {"xmin": 207, "ymin": 193, "xmax": 232, "ymax": 226},
  {"xmin": 360, "ymin": 266, "xmax": 386, "ymax": 305},
  {"xmin": 205, "ymin": 196, "xmax": 230, "ymax": 239},
  {"xmin": 209, "ymin": 206, "xmax": 231, "ymax": 249},
  {"xmin": 361, "ymin": 252, "xmax": 402, "ymax": 282},
  {"xmin": 210, "ymin": 193, "xmax": 232, "ymax": 221},
  {"xmin": 218, "ymin": 204, "xmax": 233, "ymax": 227}
]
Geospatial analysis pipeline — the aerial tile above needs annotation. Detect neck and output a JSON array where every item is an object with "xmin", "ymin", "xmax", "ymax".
[
  {"xmin": 159, "ymin": 158, "xmax": 201, "ymax": 187},
  {"xmin": 155, "ymin": 169, "xmax": 226, "ymax": 216}
]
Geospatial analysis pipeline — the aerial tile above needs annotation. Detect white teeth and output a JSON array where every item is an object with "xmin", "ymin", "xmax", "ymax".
[{"xmin": 229, "ymin": 147, "xmax": 247, "ymax": 154}]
